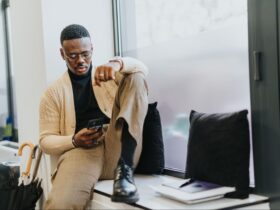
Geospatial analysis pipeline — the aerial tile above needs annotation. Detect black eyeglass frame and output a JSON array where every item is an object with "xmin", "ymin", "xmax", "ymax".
[{"xmin": 63, "ymin": 50, "xmax": 93, "ymax": 61}]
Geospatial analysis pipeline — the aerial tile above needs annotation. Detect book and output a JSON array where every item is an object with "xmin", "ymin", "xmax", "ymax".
[{"xmin": 151, "ymin": 179, "xmax": 235, "ymax": 204}]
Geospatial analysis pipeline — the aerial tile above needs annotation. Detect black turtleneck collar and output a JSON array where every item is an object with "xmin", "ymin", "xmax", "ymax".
[{"xmin": 68, "ymin": 65, "xmax": 92, "ymax": 80}]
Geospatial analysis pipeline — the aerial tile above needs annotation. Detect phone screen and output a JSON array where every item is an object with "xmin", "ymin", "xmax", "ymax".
[{"xmin": 87, "ymin": 118, "xmax": 104, "ymax": 130}]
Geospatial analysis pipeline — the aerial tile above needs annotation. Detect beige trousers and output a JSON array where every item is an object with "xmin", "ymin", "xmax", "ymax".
[{"xmin": 44, "ymin": 73, "xmax": 148, "ymax": 210}]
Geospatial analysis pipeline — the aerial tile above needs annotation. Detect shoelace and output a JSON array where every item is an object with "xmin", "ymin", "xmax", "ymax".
[{"xmin": 116, "ymin": 162, "xmax": 133, "ymax": 184}]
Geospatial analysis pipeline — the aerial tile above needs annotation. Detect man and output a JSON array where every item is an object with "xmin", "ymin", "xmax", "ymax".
[{"xmin": 39, "ymin": 24, "xmax": 148, "ymax": 209}]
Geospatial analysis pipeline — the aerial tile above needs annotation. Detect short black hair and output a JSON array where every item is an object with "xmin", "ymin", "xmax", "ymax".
[{"xmin": 60, "ymin": 24, "xmax": 91, "ymax": 45}]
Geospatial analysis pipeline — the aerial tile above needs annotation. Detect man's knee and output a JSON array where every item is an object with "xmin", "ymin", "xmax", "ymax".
[{"xmin": 122, "ymin": 73, "xmax": 147, "ymax": 91}]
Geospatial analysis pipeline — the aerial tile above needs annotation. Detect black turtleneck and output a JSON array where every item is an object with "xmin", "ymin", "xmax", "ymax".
[{"xmin": 68, "ymin": 66, "xmax": 109, "ymax": 133}]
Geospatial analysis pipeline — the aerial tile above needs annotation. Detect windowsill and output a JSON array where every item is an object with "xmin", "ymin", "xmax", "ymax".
[{"xmin": 92, "ymin": 174, "xmax": 269, "ymax": 210}]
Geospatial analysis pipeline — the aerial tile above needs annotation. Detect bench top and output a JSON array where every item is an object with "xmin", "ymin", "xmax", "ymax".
[{"xmin": 94, "ymin": 174, "xmax": 269, "ymax": 210}]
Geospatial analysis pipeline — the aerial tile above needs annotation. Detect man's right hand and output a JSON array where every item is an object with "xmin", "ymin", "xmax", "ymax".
[
  {"xmin": 94, "ymin": 61, "xmax": 122, "ymax": 86},
  {"xmin": 72, "ymin": 128, "xmax": 103, "ymax": 148}
]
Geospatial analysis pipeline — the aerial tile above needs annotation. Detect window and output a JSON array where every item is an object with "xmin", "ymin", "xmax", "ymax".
[
  {"xmin": 115, "ymin": 0, "xmax": 253, "ymax": 184},
  {"xmin": 0, "ymin": 0, "xmax": 17, "ymax": 141}
]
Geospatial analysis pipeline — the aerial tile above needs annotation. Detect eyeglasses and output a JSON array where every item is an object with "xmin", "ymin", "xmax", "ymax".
[{"xmin": 64, "ymin": 50, "xmax": 92, "ymax": 61}]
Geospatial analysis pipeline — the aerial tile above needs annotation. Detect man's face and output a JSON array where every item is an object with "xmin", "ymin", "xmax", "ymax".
[{"xmin": 60, "ymin": 37, "xmax": 93, "ymax": 76}]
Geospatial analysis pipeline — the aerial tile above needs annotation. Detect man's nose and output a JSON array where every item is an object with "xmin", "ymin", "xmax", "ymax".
[{"xmin": 76, "ymin": 54, "xmax": 86, "ymax": 62}]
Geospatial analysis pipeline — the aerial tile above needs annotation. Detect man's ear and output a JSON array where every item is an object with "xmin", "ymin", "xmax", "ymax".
[{"xmin": 60, "ymin": 48, "xmax": 65, "ymax": 60}]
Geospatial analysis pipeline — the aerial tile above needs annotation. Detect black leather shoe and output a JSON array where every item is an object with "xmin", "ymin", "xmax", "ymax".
[{"xmin": 111, "ymin": 160, "xmax": 139, "ymax": 203}]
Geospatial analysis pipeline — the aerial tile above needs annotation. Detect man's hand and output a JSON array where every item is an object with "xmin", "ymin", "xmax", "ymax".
[
  {"xmin": 73, "ymin": 128, "xmax": 103, "ymax": 148},
  {"xmin": 94, "ymin": 61, "xmax": 122, "ymax": 86}
]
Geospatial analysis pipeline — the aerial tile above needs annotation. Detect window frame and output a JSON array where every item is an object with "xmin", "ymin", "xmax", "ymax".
[
  {"xmin": 112, "ymin": 3, "xmax": 280, "ymax": 204},
  {"xmin": 1, "ymin": 0, "xmax": 16, "ymax": 141}
]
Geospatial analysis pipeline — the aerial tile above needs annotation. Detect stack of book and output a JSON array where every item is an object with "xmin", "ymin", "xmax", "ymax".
[{"xmin": 151, "ymin": 179, "xmax": 235, "ymax": 204}]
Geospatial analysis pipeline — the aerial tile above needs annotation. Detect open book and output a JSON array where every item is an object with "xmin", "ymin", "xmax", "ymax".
[{"xmin": 151, "ymin": 179, "xmax": 235, "ymax": 204}]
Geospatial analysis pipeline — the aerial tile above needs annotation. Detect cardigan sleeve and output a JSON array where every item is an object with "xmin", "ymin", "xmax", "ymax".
[
  {"xmin": 121, "ymin": 57, "xmax": 149, "ymax": 76},
  {"xmin": 111, "ymin": 56, "xmax": 149, "ymax": 85},
  {"xmin": 39, "ymin": 87, "xmax": 75, "ymax": 155},
  {"xmin": 109, "ymin": 56, "xmax": 148, "ymax": 76}
]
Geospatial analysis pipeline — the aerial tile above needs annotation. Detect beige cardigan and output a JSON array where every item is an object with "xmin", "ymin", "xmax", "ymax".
[{"xmin": 39, "ymin": 57, "xmax": 148, "ymax": 156}]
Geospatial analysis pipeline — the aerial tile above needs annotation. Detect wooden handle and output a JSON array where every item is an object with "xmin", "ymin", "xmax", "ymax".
[
  {"xmin": 18, "ymin": 141, "xmax": 35, "ymax": 177},
  {"xmin": 31, "ymin": 145, "xmax": 43, "ymax": 181}
]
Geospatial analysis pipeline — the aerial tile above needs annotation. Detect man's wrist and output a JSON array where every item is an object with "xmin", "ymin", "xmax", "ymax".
[
  {"xmin": 109, "ymin": 57, "xmax": 123, "ymax": 71},
  {"xmin": 72, "ymin": 135, "xmax": 78, "ymax": 147}
]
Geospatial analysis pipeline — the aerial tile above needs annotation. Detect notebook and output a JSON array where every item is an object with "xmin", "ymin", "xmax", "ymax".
[{"xmin": 151, "ymin": 179, "xmax": 235, "ymax": 204}]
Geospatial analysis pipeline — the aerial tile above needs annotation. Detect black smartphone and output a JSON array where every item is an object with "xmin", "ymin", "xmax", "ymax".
[{"xmin": 87, "ymin": 118, "xmax": 109, "ymax": 130}]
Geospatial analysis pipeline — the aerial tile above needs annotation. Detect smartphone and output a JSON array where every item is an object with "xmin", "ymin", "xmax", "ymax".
[{"xmin": 87, "ymin": 118, "xmax": 109, "ymax": 130}]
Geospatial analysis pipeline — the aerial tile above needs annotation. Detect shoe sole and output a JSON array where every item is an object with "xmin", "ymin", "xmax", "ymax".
[{"xmin": 111, "ymin": 193, "xmax": 139, "ymax": 204}]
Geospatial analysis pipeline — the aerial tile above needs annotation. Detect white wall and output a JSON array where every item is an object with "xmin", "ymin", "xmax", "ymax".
[
  {"xmin": 9, "ymin": 0, "xmax": 47, "ymax": 144},
  {"xmin": 41, "ymin": 0, "xmax": 114, "ymax": 84},
  {"xmin": 9, "ymin": 0, "xmax": 114, "ymax": 200},
  {"xmin": 9, "ymin": 0, "xmax": 114, "ymax": 143}
]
